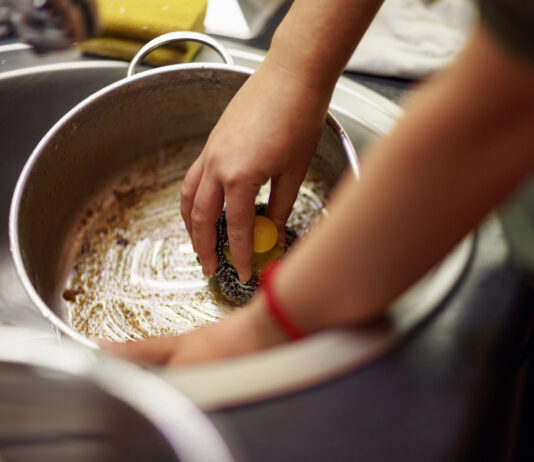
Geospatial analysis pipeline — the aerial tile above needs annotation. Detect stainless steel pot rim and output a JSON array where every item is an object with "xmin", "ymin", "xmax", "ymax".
[
  {"xmin": 9, "ymin": 60, "xmax": 359, "ymax": 351},
  {"xmin": 0, "ymin": 59, "xmax": 128, "ymax": 81},
  {"xmin": 0, "ymin": 328, "xmax": 234, "ymax": 462}
]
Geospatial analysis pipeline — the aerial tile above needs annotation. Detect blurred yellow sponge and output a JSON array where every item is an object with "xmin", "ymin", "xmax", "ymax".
[{"xmin": 79, "ymin": 0, "xmax": 207, "ymax": 65}]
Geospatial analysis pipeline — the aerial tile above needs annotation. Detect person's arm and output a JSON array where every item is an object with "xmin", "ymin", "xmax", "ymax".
[
  {"xmin": 181, "ymin": 0, "xmax": 384, "ymax": 282},
  {"xmin": 103, "ymin": 25, "xmax": 534, "ymax": 365},
  {"xmin": 273, "ymin": 24, "xmax": 534, "ymax": 334}
]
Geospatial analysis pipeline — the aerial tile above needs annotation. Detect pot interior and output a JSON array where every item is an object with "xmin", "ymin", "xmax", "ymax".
[{"xmin": 14, "ymin": 65, "xmax": 354, "ymax": 342}]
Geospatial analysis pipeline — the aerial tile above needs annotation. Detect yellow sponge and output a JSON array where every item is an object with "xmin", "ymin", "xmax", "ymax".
[{"xmin": 79, "ymin": 0, "xmax": 207, "ymax": 66}]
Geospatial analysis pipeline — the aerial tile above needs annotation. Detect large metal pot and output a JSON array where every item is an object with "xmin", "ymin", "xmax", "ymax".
[
  {"xmin": 7, "ymin": 34, "xmax": 474, "ymax": 410},
  {"xmin": 0, "ymin": 327, "xmax": 233, "ymax": 461},
  {"xmin": 9, "ymin": 32, "xmax": 358, "ymax": 348}
]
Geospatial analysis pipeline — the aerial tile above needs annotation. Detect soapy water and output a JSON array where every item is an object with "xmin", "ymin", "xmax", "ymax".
[{"xmin": 63, "ymin": 139, "xmax": 328, "ymax": 341}]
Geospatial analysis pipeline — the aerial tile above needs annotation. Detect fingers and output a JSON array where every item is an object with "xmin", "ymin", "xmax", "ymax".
[
  {"xmin": 190, "ymin": 174, "xmax": 224, "ymax": 276},
  {"xmin": 99, "ymin": 337, "xmax": 178, "ymax": 365},
  {"xmin": 225, "ymin": 183, "xmax": 261, "ymax": 282},
  {"xmin": 266, "ymin": 172, "xmax": 305, "ymax": 245},
  {"xmin": 181, "ymin": 154, "xmax": 260, "ymax": 280},
  {"xmin": 182, "ymin": 158, "xmax": 303, "ymax": 279},
  {"xmin": 180, "ymin": 158, "xmax": 205, "ymax": 242}
]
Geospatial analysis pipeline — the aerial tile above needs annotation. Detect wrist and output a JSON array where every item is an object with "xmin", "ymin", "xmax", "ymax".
[
  {"xmin": 260, "ymin": 262, "xmax": 308, "ymax": 340},
  {"xmin": 243, "ymin": 292, "xmax": 294, "ymax": 349}
]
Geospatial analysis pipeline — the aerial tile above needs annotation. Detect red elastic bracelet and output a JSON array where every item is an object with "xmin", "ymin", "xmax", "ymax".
[{"xmin": 260, "ymin": 261, "xmax": 307, "ymax": 341}]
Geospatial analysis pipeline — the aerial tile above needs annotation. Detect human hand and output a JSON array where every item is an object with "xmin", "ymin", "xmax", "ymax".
[
  {"xmin": 180, "ymin": 59, "xmax": 330, "ymax": 282},
  {"xmin": 100, "ymin": 294, "xmax": 289, "ymax": 366}
]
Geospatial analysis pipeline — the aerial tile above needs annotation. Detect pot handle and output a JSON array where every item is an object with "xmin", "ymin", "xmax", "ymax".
[{"xmin": 127, "ymin": 31, "xmax": 234, "ymax": 77}]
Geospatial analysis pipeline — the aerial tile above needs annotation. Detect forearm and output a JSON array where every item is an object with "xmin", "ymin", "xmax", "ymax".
[
  {"xmin": 253, "ymin": 25, "xmax": 534, "ymax": 334},
  {"xmin": 265, "ymin": 0, "xmax": 384, "ymax": 93}
]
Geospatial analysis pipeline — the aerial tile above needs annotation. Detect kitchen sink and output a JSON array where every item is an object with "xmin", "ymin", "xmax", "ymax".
[{"xmin": 0, "ymin": 42, "xmax": 474, "ymax": 410}]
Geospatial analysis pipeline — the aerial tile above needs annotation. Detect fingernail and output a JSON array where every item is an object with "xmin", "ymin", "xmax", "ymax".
[
  {"xmin": 203, "ymin": 262, "xmax": 217, "ymax": 276},
  {"xmin": 239, "ymin": 271, "xmax": 251, "ymax": 283}
]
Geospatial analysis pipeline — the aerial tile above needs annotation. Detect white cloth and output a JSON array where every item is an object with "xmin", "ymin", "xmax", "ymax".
[{"xmin": 346, "ymin": 0, "xmax": 478, "ymax": 78}]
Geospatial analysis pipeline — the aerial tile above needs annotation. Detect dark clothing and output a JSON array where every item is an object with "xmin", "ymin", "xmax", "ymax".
[
  {"xmin": 487, "ymin": 1, "xmax": 534, "ymax": 275},
  {"xmin": 479, "ymin": 0, "xmax": 534, "ymax": 60}
]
